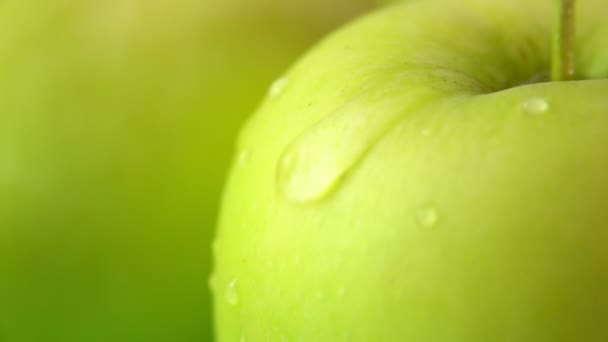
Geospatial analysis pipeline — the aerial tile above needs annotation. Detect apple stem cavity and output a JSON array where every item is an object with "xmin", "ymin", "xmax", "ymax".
[{"xmin": 551, "ymin": 0, "xmax": 576, "ymax": 81}]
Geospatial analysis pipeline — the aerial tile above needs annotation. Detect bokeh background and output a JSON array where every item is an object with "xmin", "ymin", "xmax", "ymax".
[{"xmin": 0, "ymin": 0, "xmax": 393, "ymax": 341}]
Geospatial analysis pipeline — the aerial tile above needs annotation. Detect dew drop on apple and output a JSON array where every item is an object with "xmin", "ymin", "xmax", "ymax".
[
  {"xmin": 269, "ymin": 77, "xmax": 288, "ymax": 98},
  {"xmin": 276, "ymin": 90, "xmax": 407, "ymax": 203},
  {"xmin": 237, "ymin": 149, "xmax": 250, "ymax": 168},
  {"xmin": 225, "ymin": 278, "xmax": 239, "ymax": 306},
  {"xmin": 416, "ymin": 205, "xmax": 439, "ymax": 228},
  {"xmin": 521, "ymin": 97, "xmax": 549, "ymax": 115}
]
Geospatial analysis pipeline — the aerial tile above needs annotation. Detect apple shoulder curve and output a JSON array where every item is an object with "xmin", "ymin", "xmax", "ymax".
[{"xmin": 214, "ymin": 0, "xmax": 608, "ymax": 341}]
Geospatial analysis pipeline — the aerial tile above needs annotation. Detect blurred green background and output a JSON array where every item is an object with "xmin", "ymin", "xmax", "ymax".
[{"xmin": 0, "ymin": 0, "xmax": 387, "ymax": 341}]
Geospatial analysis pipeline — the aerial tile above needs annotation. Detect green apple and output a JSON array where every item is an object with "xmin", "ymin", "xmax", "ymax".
[
  {"xmin": 213, "ymin": 0, "xmax": 608, "ymax": 340},
  {"xmin": 0, "ymin": 0, "xmax": 381, "ymax": 341}
]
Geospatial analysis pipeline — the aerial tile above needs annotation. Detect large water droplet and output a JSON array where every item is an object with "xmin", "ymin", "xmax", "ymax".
[
  {"xmin": 416, "ymin": 205, "xmax": 439, "ymax": 228},
  {"xmin": 269, "ymin": 77, "xmax": 288, "ymax": 98},
  {"xmin": 522, "ymin": 97, "xmax": 549, "ymax": 115},
  {"xmin": 276, "ymin": 89, "xmax": 418, "ymax": 203},
  {"xmin": 225, "ymin": 278, "xmax": 239, "ymax": 306}
]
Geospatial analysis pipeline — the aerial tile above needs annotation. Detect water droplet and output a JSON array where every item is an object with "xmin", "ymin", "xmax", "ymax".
[
  {"xmin": 522, "ymin": 97, "xmax": 549, "ymax": 115},
  {"xmin": 237, "ymin": 149, "xmax": 250, "ymax": 168},
  {"xmin": 208, "ymin": 274, "xmax": 217, "ymax": 291},
  {"xmin": 421, "ymin": 129, "xmax": 430, "ymax": 136},
  {"xmin": 567, "ymin": 64, "xmax": 575, "ymax": 78},
  {"xmin": 277, "ymin": 87, "xmax": 414, "ymax": 203},
  {"xmin": 416, "ymin": 205, "xmax": 439, "ymax": 228},
  {"xmin": 269, "ymin": 77, "xmax": 288, "ymax": 98},
  {"xmin": 225, "ymin": 278, "xmax": 239, "ymax": 306}
]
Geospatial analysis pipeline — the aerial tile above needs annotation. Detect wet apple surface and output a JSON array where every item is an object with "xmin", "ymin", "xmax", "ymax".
[{"xmin": 213, "ymin": 0, "xmax": 608, "ymax": 340}]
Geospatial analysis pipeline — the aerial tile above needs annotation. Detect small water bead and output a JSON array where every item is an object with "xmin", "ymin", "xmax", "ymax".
[
  {"xmin": 269, "ymin": 77, "xmax": 288, "ymax": 98},
  {"xmin": 416, "ymin": 205, "xmax": 439, "ymax": 228},
  {"xmin": 237, "ymin": 149, "xmax": 250, "ymax": 168},
  {"xmin": 225, "ymin": 278, "xmax": 239, "ymax": 306},
  {"xmin": 522, "ymin": 97, "xmax": 549, "ymax": 115}
]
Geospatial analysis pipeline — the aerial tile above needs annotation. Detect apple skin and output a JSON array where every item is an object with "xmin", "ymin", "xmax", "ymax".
[
  {"xmin": 0, "ymin": 0, "xmax": 380, "ymax": 341},
  {"xmin": 213, "ymin": 0, "xmax": 608, "ymax": 340}
]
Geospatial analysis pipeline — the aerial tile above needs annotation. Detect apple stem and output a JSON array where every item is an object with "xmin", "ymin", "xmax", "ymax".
[{"xmin": 551, "ymin": 0, "xmax": 576, "ymax": 81}]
